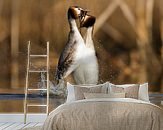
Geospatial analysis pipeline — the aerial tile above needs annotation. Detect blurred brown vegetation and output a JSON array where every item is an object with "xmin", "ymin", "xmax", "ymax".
[{"xmin": 0, "ymin": 0, "xmax": 162, "ymax": 92}]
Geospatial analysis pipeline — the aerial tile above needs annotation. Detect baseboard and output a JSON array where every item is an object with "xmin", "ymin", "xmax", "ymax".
[{"xmin": 0, "ymin": 113, "xmax": 47, "ymax": 123}]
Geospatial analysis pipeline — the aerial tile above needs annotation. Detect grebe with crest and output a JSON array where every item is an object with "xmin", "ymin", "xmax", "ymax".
[
  {"xmin": 73, "ymin": 15, "xmax": 99, "ymax": 84},
  {"xmin": 55, "ymin": 6, "xmax": 87, "ymax": 82}
]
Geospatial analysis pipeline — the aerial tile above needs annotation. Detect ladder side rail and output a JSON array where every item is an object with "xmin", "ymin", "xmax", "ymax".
[
  {"xmin": 46, "ymin": 41, "xmax": 50, "ymax": 115},
  {"xmin": 24, "ymin": 41, "xmax": 31, "ymax": 124}
]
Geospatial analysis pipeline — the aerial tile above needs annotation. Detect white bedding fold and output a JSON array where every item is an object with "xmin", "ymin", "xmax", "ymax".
[{"xmin": 52, "ymin": 98, "xmax": 161, "ymax": 114}]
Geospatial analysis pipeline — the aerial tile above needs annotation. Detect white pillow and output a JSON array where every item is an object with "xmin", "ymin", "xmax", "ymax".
[
  {"xmin": 66, "ymin": 82, "xmax": 109, "ymax": 103},
  {"xmin": 139, "ymin": 83, "xmax": 149, "ymax": 102},
  {"xmin": 108, "ymin": 82, "xmax": 149, "ymax": 102},
  {"xmin": 66, "ymin": 82, "xmax": 75, "ymax": 103}
]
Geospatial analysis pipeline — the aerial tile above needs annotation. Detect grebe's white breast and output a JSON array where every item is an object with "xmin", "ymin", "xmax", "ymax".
[
  {"xmin": 73, "ymin": 23, "xmax": 99, "ymax": 84},
  {"xmin": 73, "ymin": 42, "xmax": 99, "ymax": 84}
]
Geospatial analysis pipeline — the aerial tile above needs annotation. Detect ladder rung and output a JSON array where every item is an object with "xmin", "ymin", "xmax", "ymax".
[
  {"xmin": 28, "ymin": 88, "xmax": 47, "ymax": 91},
  {"xmin": 27, "ymin": 104, "xmax": 47, "ymax": 107},
  {"xmin": 29, "ymin": 70, "xmax": 47, "ymax": 73},
  {"xmin": 30, "ymin": 55, "xmax": 47, "ymax": 57}
]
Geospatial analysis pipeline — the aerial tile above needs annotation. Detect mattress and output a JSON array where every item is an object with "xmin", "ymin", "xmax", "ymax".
[{"xmin": 42, "ymin": 98, "xmax": 163, "ymax": 130}]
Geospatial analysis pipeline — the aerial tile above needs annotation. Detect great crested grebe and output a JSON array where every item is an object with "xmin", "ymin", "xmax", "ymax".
[
  {"xmin": 73, "ymin": 15, "xmax": 99, "ymax": 84},
  {"xmin": 55, "ymin": 6, "xmax": 87, "ymax": 82}
]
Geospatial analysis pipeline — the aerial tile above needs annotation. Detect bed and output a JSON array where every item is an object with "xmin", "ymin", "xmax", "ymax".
[{"xmin": 41, "ymin": 82, "xmax": 163, "ymax": 130}]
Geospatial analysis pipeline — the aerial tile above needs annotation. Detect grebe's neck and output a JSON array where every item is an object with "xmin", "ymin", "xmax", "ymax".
[
  {"xmin": 68, "ymin": 18, "xmax": 78, "ymax": 31},
  {"xmin": 85, "ymin": 26, "xmax": 95, "ymax": 50},
  {"xmin": 67, "ymin": 9, "xmax": 78, "ymax": 31},
  {"xmin": 68, "ymin": 16, "xmax": 84, "ymax": 44}
]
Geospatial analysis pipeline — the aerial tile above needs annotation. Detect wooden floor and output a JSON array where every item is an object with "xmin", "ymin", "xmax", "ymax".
[
  {"xmin": 0, "ymin": 113, "xmax": 46, "ymax": 130},
  {"xmin": 0, "ymin": 122, "xmax": 43, "ymax": 130}
]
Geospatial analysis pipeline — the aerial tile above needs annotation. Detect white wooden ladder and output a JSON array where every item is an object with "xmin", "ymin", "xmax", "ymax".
[{"xmin": 24, "ymin": 41, "xmax": 50, "ymax": 124}]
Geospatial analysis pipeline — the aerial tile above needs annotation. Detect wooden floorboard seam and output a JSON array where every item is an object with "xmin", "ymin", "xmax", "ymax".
[
  {"xmin": 14, "ymin": 122, "xmax": 30, "ymax": 130},
  {"xmin": 3, "ymin": 123, "xmax": 21, "ymax": 130},
  {"xmin": 0, "ymin": 123, "xmax": 6, "ymax": 127},
  {"xmin": 0, "ymin": 122, "xmax": 14, "ymax": 130}
]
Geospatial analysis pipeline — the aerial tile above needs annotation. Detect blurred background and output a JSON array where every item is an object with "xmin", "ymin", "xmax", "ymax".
[{"xmin": 0, "ymin": 0, "xmax": 162, "ymax": 93}]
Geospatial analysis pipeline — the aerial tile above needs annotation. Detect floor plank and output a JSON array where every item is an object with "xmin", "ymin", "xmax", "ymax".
[
  {"xmin": 0, "ymin": 122, "xmax": 43, "ymax": 130},
  {"xmin": 35, "ymin": 122, "xmax": 43, "ymax": 127},
  {"xmin": 4, "ymin": 123, "xmax": 21, "ymax": 130},
  {"xmin": 0, "ymin": 113, "xmax": 47, "ymax": 123},
  {"xmin": 23, "ymin": 122, "xmax": 38, "ymax": 128},
  {"xmin": 0, "ymin": 123, "xmax": 6, "ymax": 127},
  {"xmin": 13, "ymin": 123, "xmax": 30, "ymax": 130},
  {"xmin": 0, "ymin": 122, "xmax": 14, "ymax": 129}
]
